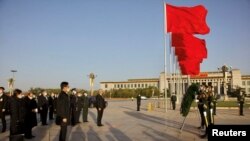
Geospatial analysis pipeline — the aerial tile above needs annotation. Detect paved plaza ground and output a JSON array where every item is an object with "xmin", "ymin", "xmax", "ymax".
[{"xmin": 0, "ymin": 99, "xmax": 249, "ymax": 141}]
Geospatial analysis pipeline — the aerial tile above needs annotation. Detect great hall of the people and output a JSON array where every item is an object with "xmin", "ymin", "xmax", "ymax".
[{"xmin": 100, "ymin": 69, "xmax": 250, "ymax": 96}]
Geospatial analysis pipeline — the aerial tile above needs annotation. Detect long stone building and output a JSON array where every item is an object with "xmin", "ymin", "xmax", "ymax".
[{"xmin": 100, "ymin": 69, "xmax": 250, "ymax": 96}]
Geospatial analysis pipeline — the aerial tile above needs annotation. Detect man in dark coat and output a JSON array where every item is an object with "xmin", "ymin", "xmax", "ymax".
[
  {"xmin": 95, "ymin": 89, "xmax": 106, "ymax": 126},
  {"xmin": 70, "ymin": 88, "xmax": 77, "ymax": 126},
  {"xmin": 56, "ymin": 82, "xmax": 71, "ymax": 141},
  {"xmin": 170, "ymin": 93, "xmax": 177, "ymax": 110},
  {"xmin": 38, "ymin": 90, "xmax": 49, "ymax": 125},
  {"xmin": 75, "ymin": 93, "xmax": 83, "ymax": 123},
  {"xmin": 238, "ymin": 91, "xmax": 245, "ymax": 116},
  {"xmin": 23, "ymin": 91, "xmax": 38, "ymax": 139},
  {"xmin": 82, "ymin": 93, "xmax": 89, "ymax": 122},
  {"xmin": 48, "ymin": 93, "xmax": 55, "ymax": 120},
  {"xmin": 136, "ymin": 94, "xmax": 141, "ymax": 111},
  {"xmin": 0, "ymin": 87, "xmax": 9, "ymax": 133},
  {"xmin": 9, "ymin": 89, "xmax": 26, "ymax": 141}
]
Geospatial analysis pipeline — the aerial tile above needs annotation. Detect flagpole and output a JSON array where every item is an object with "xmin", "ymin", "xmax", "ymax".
[{"xmin": 163, "ymin": 1, "xmax": 168, "ymax": 112}]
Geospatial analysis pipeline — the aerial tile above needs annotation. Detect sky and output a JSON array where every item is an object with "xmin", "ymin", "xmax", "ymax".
[{"xmin": 1, "ymin": 0, "xmax": 250, "ymax": 91}]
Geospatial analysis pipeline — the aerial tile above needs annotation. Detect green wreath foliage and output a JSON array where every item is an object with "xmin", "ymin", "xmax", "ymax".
[{"xmin": 180, "ymin": 83, "xmax": 199, "ymax": 117}]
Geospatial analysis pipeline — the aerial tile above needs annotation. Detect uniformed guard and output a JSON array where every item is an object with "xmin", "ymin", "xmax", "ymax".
[
  {"xmin": 197, "ymin": 85, "xmax": 206, "ymax": 130},
  {"xmin": 201, "ymin": 86, "xmax": 214, "ymax": 138},
  {"xmin": 237, "ymin": 91, "xmax": 245, "ymax": 116}
]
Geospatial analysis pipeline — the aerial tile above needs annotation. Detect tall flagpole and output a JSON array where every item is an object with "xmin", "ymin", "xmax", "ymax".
[{"xmin": 163, "ymin": 1, "xmax": 168, "ymax": 112}]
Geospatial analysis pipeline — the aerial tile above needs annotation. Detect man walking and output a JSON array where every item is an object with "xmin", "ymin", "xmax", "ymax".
[
  {"xmin": 56, "ymin": 82, "xmax": 71, "ymax": 141},
  {"xmin": 95, "ymin": 89, "xmax": 106, "ymax": 126},
  {"xmin": 170, "ymin": 93, "xmax": 177, "ymax": 110}
]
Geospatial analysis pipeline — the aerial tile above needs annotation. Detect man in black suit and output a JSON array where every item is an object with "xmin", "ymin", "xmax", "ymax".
[
  {"xmin": 48, "ymin": 93, "xmax": 55, "ymax": 120},
  {"xmin": 38, "ymin": 90, "xmax": 49, "ymax": 125},
  {"xmin": 56, "ymin": 82, "xmax": 70, "ymax": 141},
  {"xmin": 95, "ymin": 89, "xmax": 106, "ymax": 127},
  {"xmin": 70, "ymin": 88, "xmax": 77, "ymax": 126},
  {"xmin": 0, "ymin": 87, "xmax": 8, "ymax": 133}
]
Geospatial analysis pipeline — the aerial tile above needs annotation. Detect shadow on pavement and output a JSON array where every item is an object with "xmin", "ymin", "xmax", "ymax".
[
  {"xmin": 106, "ymin": 122, "xmax": 132, "ymax": 141},
  {"xmin": 124, "ymin": 111, "xmax": 200, "ymax": 136}
]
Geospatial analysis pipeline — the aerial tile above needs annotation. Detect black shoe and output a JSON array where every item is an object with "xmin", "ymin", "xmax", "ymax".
[
  {"xmin": 1, "ymin": 129, "xmax": 6, "ymax": 133},
  {"xmin": 31, "ymin": 135, "xmax": 35, "ymax": 138},
  {"xmin": 84, "ymin": 121, "xmax": 88, "ymax": 122},
  {"xmin": 25, "ymin": 136, "xmax": 33, "ymax": 139},
  {"xmin": 200, "ymin": 134, "xmax": 207, "ymax": 138},
  {"xmin": 97, "ymin": 124, "xmax": 103, "ymax": 127}
]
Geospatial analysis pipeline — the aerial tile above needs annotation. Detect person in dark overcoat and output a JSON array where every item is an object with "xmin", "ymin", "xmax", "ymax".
[
  {"xmin": 70, "ymin": 88, "xmax": 77, "ymax": 126},
  {"xmin": 56, "ymin": 82, "xmax": 71, "ymax": 141},
  {"xmin": 136, "ymin": 94, "xmax": 141, "ymax": 111},
  {"xmin": 38, "ymin": 90, "xmax": 49, "ymax": 125},
  {"xmin": 82, "ymin": 93, "xmax": 89, "ymax": 122},
  {"xmin": 9, "ymin": 89, "xmax": 26, "ymax": 141},
  {"xmin": 0, "ymin": 87, "xmax": 9, "ymax": 133},
  {"xmin": 95, "ymin": 89, "xmax": 106, "ymax": 126},
  {"xmin": 23, "ymin": 91, "xmax": 38, "ymax": 139},
  {"xmin": 75, "ymin": 93, "xmax": 83, "ymax": 123},
  {"xmin": 48, "ymin": 93, "xmax": 55, "ymax": 120}
]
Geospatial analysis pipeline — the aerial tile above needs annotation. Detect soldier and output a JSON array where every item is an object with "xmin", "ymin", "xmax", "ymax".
[
  {"xmin": 38, "ymin": 90, "xmax": 49, "ymax": 125},
  {"xmin": 170, "ymin": 93, "xmax": 177, "ymax": 110},
  {"xmin": 0, "ymin": 87, "xmax": 8, "ymax": 133},
  {"xmin": 237, "ymin": 91, "xmax": 245, "ymax": 116},
  {"xmin": 82, "ymin": 93, "xmax": 89, "ymax": 122},
  {"xmin": 201, "ymin": 86, "xmax": 214, "ymax": 138},
  {"xmin": 136, "ymin": 94, "xmax": 141, "ymax": 111},
  {"xmin": 96, "ymin": 89, "xmax": 106, "ymax": 126},
  {"xmin": 197, "ymin": 85, "xmax": 206, "ymax": 129}
]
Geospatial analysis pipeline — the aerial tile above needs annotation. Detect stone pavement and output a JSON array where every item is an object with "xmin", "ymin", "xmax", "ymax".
[{"xmin": 0, "ymin": 99, "xmax": 249, "ymax": 141}]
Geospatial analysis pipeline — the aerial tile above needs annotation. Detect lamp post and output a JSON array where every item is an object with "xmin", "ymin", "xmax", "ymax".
[
  {"xmin": 9, "ymin": 70, "xmax": 17, "ymax": 96},
  {"xmin": 218, "ymin": 65, "xmax": 230, "ymax": 101},
  {"xmin": 88, "ymin": 73, "xmax": 97, "ymax": 96}
]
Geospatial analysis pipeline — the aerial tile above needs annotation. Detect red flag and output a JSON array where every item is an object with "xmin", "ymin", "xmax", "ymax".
[
  {"xmin": 172, "ymin": 33, "xmax": 207, "ymax": 59},
  {"xmin": 179, "ymin": 60, "xmax": 200, "ymax": 75},
  {"xmin": 166, "ymin": 4, "xmax": 210, "ymax": 34}
]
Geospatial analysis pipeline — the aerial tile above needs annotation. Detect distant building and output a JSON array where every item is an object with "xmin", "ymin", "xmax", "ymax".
[{"xmin": 100, "ymin": 69, "xmax": 250, "ymax": 96}]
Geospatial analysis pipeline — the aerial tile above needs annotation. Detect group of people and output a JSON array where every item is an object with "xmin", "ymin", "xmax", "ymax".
[{"xmin": 0, "ymin": 83, "xmax": 107, "ymax": 141}]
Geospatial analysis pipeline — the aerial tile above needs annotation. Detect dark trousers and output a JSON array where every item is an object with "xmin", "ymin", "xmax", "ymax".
[
  {"xmin": 171, "ymin": 101, "xmax": 176, "ymax": 110},
  {"xmin": 75, "ymin": 110, "xmax": 81, "ymax": 123},
  {"xmin": 1, "ymin": 115, "xmax": 6, "ymax": 132},
  {"xmin": 213, "ymin": 102, "xmax": 216, "ymax": 115},
  {"xmin": 41, "ymin": 108, "xmax": 48, "ymax": 125},
  {"xmin": 71, "ymin": 109, "xmax": 77, "ymax": 125},
  {"xmin": 82, "ymin": 107, "xmax": 88, "ymax": 122},
  {"xmin": 24, "ymin": 127, "xmax": 32, "ymax": 138},
  {"xmin": 49, "ymin": 107, "xmax": 54, "ymax": 119},
  {"xmin": 97, "ymin": 108, "xmax": 104, "ymax": 125},
  {"xmin": 137, "ymin": 104, "xmax": 140, "ymax": 111},
  {"xmin": 59, "ymin": 125, "xmax": 67, "ymax": 141},
  {"xmin": 239, "ymin": 102, "xmax": 244, "ymax": 115},
  {"xmin": 198, "ymin": 105, "xmax": 205, "ymax": 128}
]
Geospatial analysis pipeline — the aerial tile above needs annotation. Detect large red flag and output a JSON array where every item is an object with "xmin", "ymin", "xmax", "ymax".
[
  {"xmin": 166, "ymin": 4, "xmax": 210, "ymax": 34},
  {"xmin": 172, "ymin": 33, "xmax": 207, "ymax": 59},
  {"xmin": 179, "ymin": 60, "xmax": 201, "ymax": 75}
]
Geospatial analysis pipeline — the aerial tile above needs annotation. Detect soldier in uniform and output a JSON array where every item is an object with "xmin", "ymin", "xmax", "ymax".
[
  {"xmin": 237, "ymin": 91, "xmax": 245, "ymax": 116},
  {"xmin": 201, "ymin": 86, "xmax": 214, "ymax": 138},
  {"xmin": 70, "ymin": 88, "xmax": 77, "ymax": 126},
  {"xmin": 170, "ymin": 93, "xmax": 177, "ymax": 110},
  {"xmin": 0, "ymin": 87, "xmax": 8, "ymax": 133},
  {"xmin": 197, "ymin": 85, "xmax": 206, "ymax": 129},
  {"xmin": 82, "ymin": 93, "xmax": 89, "ymax": 122}
]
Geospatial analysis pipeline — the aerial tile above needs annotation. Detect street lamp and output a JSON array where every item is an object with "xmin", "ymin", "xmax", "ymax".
[
  {"xmin": 218, "ymin": 65, "xmax": 231, "ymax": 101},
  {"xmin": 88, "ymin": 72, "xmax": 97, "ymax": 96},
  {"xmin": 9, "ymin": 70, "xmax": 17, "ymax": 96}
]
